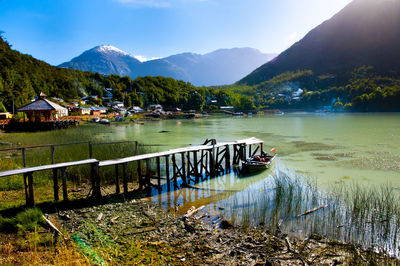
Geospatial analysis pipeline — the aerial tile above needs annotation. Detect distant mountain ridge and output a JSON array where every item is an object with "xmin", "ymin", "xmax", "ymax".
[
  {"xmin": 238, "ymin": 0, "xmax": 400, "ymax": 86},
  {"xmin": 59, "ymin": 46, "xmax": 276, "ymax": 86}
]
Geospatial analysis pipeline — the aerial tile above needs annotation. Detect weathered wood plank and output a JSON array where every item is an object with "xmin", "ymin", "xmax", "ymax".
[{"xmin": 0, "ymin": 159, "xmax": 98, "ymax": 178}]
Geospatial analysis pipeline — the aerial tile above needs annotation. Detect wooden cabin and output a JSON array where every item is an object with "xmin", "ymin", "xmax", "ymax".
[{"xmin": 17, "ymin": 93, "xmax": 68, "ymax": 122}]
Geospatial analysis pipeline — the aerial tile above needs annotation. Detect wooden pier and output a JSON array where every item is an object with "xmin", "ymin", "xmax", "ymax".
[{"xmin": 0, "ymin": 138, "xmax": 263, "ymax": 207}]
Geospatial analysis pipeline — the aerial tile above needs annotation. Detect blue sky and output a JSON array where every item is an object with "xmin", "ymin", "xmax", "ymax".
[{"xmin": 0, "ymin": 0, "xmax": 352, "ymax": 65}]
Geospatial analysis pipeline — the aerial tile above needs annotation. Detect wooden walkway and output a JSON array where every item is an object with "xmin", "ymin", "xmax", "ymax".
[{"xmin": 0, "ymin": 138, "xmax": 263, "ymax": 207}]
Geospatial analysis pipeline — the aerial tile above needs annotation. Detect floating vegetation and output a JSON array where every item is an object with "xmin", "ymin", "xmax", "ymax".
[
  {"xmin": 333, "ymin": 152, "xmax": 355, "ymax": 158},
  {"xmin": 291, "ymin": 141, "xmax": 339, "ymax": 152},
  {"xmin": 314, "ymin": 156, "xmax": 337, "ymax": 161},
  {"xmin": 221, "ymin": 165, "xmax": 400, "ymax": 257}
]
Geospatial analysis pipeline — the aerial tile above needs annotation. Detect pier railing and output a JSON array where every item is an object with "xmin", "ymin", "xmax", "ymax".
[{"xmin": 0, "ymin": 138, "xmax": 263, "ymax": 207}]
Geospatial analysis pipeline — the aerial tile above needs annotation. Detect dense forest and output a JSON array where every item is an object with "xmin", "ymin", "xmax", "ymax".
[{"xmin": 1, "ymin": 34, "xmax": 400, "ymax": 113}]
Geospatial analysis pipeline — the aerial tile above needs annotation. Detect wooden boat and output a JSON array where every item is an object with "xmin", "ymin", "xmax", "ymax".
[{"xmin": 241, "ymin": 152, "xmax": 276, "ymax": 173}]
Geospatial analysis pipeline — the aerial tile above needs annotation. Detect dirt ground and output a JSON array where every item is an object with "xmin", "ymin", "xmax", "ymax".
[{"xmin": 56, "ymin": 194, "xmax": 399, "ymax": 265}]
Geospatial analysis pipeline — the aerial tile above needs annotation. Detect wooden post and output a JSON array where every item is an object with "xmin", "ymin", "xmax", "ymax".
[
  {"xmin": 135, "ymin": 141, "xmax": 139, "ymax": 155},
  {"xmin": 156, "ymin": 157, "xmax": 161, "ymax": 190},
  {"xmin": 88, "ymin": 142, "xmax": 93, "ymax": 158},
  {"xmin": 172, "ymin": 154, "xmax": 178, "ymax": 188},
  {"xmin": 123, "ymin": 163, "xmax": 128, "ymax": 194},
  {"xmin": 138, "ymin": 160, "xmax": 143, "ymax": 190},
  {"xmin": 181, "ymin": 152, "xmax": 187, "ymax": 186},
  {"xmin": 165, "ymin": 155, "xmax": 170, "ymax": 191},
  {"xmin": 194, "ymin": 151, "xmax": 199, "ymax": 183},
  {"xmin": 115, "ymin": 164, "xmax": 120, "ymax": 195},
  {"xmin": 209, "ymin": 149, "xmax": 214, "ymax": 177},
  {"xmin": 90, "ymin": 162, "xmax": 96, "ymax": 198},
  {"xmin": 61, "ymin": 167, "xmax": 68, "ymax": 202},
  {"xmin": 51, "ymin": 145, "xmax": 55, "ymax": 164},
  {"xmin": 22, "ymin": 148, "xmax": 26, "ymax": 167},
  {"xmin": 200, "ymin": 150, "xmax": 204, "ymax": 176},
  {"xmin": 23, "ymin": 174, "xmax": 29, "ymax": 205},
  {"xmin": 53, "ymin": 169, "xmax": 59, "ymax": 202},
  {"xmin": 146, "ymin": 159, "xmax": 151, "ymax": 189},
  {"xmin": 225, "ymin": 145, "xmax": 230, "ymax": 173},
  {"xmin": 186, "ymin": 152, "xmax": 191, "ymax": 185},
  {"xmin": 27, "ymin": 173, "xmax": 34, "ymax": 207},
  {"xmin": 94, "ymin": 162, "xmax": 101, "ymax": 199}
]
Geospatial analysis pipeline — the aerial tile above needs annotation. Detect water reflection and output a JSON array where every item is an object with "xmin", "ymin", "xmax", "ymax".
[{"xmin": 148, "ymin": 159, "xmax": 400, "ymax": 257}]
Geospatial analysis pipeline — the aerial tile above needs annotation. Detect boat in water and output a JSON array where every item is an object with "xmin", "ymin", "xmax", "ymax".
[{"xmin": 241, "ymin": 152, "xmax": 276, "ymax": 173}]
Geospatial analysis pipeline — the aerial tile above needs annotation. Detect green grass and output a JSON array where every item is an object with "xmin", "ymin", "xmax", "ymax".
[{"xmin": 0, "ymin": 124, "xmax": 154, "ymax": 209}]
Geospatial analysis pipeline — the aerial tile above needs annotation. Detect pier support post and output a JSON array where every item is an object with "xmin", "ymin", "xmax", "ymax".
[
  {"xmin": 138, "ymin": 160, "xmax": 143, "ymax": 190},
  {"xmin": 165, "ymin": 155, "xmax": 170, "ymax": 191},
  {"xmin": 53, "ymin": 169, "xmax": 59, "ymax": 202},
  {"xmin": 61, "ymin": 167, "xmax": 68, "ymax": 202},
  {"xmin": 115, "ymin": 164, "xmax": 120, "ymax": 195},
  {"xmin": 122, "ymin": 163, "xmax": 128, "ymax": 194},
  {"xmin": 181, "ymin": 152, "xmax": 187, "ymax": 186},
  {"xmin": 25, "ymin": 173, "xmax": 34, "ymax": 207},
  {"xmin": 225, "ymin": 145, "xmax": 230, "ymax": 173},
  {"xmin": 146, "ymin": 159, "xmax": 151, "ymax": 189},
  {"xmin": 172, "ymin": 154, "xmax": 178, "ymax": 189},
  {"xmin": 194, "ymin": 151, "xmax": 199, "ymax": 183},
  {"xmin": 157, "ymin": 157, "xmax": 161, "ymax": 190}
]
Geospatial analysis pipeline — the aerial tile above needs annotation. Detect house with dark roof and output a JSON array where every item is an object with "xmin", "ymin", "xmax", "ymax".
[{"xmin": 17, "ymin": 93, "xmax": 68, "ymax": 122}]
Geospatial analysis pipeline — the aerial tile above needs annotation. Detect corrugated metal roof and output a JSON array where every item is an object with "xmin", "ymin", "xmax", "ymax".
[{"xmin": 17, "ymin": 98, "xmax": 67, "ymax": 112}]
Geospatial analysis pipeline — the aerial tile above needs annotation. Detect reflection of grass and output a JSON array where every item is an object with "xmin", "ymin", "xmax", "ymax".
[{"xmin": 224, "ymin": 167, "xmax": 400, "ymax": 257}]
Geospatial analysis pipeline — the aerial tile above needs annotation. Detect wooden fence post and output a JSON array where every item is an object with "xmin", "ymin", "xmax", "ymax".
[
  {"xmin": 122, "ymin": 163, "xmax": 128, "ymax": 194},
  {"xmin": 115, "ymin": 164, "xmax": 120, "ymax": 195},
  {"xmin": 165, "ymin": 155, "xmax": 170, "ymax": 191},
  {"xmin": 61, "ymin": 167, "xmax": 68, "ymax": 202},
  {"xmin": 53, "ymin": 169, "xmax": 59, "ymax": 202}
]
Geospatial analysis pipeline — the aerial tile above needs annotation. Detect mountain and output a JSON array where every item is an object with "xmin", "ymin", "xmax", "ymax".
[
  {"xmin": 238, "ymin": 0, "xmax": 400, "ymax": 86},
  {"xmin": 59, "ymin": 46, "xmax": 276, "ymax": 86},
  {"xmin": 59, "ymin": 45, "xmax": 141, "ymax": 77}
]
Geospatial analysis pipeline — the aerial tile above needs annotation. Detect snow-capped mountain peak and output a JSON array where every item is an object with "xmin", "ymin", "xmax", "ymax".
[{"xmin": 94, "ymin": 45, "xmax": 130, "ymax": 56}]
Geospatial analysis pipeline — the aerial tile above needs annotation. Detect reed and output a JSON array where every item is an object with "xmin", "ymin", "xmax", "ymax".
[{"xmin": 223, "ymin": 166, "xmax": 400, "ymax": 257}]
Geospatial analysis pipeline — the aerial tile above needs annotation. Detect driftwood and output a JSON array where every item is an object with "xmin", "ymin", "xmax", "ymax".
[
  {"xmin": 181, "ymin": 205, "xmax": 205, "ymax": 219},
  {"xmin": 42, "ymin": 215, "xmax": 64, "ymax": 237},
  {"xmin": 297, "ymin": 204, "xmax": 328, "ymax": 217}
]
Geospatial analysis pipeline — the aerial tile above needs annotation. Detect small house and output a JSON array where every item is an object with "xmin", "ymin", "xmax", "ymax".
[
  {"xmin": 17, "ymin": 93, "xmax": 68, "ymax": 121},
  {"xmin": 90, "ymin": 107, "xmax": 101, "ymax": 116}
]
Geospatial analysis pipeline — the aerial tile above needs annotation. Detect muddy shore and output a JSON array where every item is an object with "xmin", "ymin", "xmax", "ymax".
[{"xmin": 55, "ymin": 194, "xmax": 398, "ymax": 265}]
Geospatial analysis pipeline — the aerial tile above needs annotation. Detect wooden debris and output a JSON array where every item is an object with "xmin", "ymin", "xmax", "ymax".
[
  {"xmin": 42, "ymin": 215, "xmax": 64, "ymax": 237},
  {"xmin": 181, "ymin": 205, "xmax": 205, "ymax": 219},
  {"xmin": 297, "ymin": 204, "xmax": 328, "ymax": 217},
  {"xmin": 110, "ymin": 216, "xmax": 119, "ymax": 224}
]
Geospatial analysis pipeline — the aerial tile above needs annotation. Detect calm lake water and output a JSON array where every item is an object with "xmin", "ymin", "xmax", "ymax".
[
  {"xmin": 108, "ymin": 112, "xmax": 400, "ymax": 188},
  {"xmin": 2, "ymin": 112, "xmax": 400, "ymax": 254}
]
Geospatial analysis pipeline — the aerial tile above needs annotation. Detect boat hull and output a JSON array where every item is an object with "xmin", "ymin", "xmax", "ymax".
[{"xmin": 241, "ymin": 155, "xmax": 275, "ymax": 174}]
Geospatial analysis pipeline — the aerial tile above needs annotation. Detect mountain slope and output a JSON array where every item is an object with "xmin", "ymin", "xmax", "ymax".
[
  {"xmin": 239, "ymin": 0, "xmax": 400, "ymax": 86},
  {"xmin": 59, "ymin": 47, "xmax": 276, "ymax": 86},
  {"xmin": 59, "ymin": 45, "xmax": 141, "ymax": 77}
]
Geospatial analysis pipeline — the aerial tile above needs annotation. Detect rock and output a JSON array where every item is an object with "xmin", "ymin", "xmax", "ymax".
[{"xmin": 220, "ymin": 219, "xmax": 233, "ymax": 229}]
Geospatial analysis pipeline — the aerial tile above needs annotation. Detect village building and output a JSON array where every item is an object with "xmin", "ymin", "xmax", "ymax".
[
  {"xmin": 17, "ymin": 93, "xmax": 68, "ymax": 122},
  {"xmin": 90, "ymin": 107, "xmax": 102, "ymax": 116}
]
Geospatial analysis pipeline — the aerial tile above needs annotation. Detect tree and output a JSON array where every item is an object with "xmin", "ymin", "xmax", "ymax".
[{"xmin": 0, "ymin": 102, "xmax": 7, "ymax": 112}]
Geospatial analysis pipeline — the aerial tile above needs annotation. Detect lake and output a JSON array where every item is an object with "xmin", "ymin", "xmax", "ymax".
[{"xmin": 1, "ymin": 112, "xmax": 400, "ymax": 254}]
